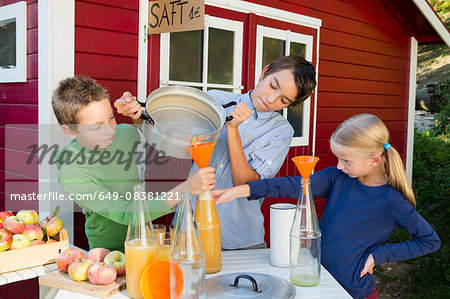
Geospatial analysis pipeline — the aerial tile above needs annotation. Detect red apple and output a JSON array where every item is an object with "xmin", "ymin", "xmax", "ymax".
[
  {"xmin": 0, "ymin": 211, "xmax": 13, "ymax": 223},
  {"xmin": 22, "ymin": 225, "xmax": 44, "ymax": 241},
  {"xmin": 46, "ymin": 239, "xmax": 57, "ymax": 244},
  {"xmin": 3, "ymin": 216, "xmax": 26, "ymax": 234},
  {"xmin": 0, "ymin": 223, "xmax": 3, "ymax": 228},
  {"xmin": 29, "ymin": 240, "xmax": 45, "ymax": 246},
  {"xmin": 16, "ymin": 210, "xmax": 39, "ymax": 225},
  {"xmin": 87, "ymin": 247, "xmax": 110, "ymax": 263},
  {"xmin": 103, "ymin": 250, "xmax": 126, "ymax": 276},
  {"xmin": 10, "ymin": 234, "xmax": 30, "ymax": 249},
  {"xmin": 88, "ymin": 262, "xmax": 117, "ymax": 285},
  {"xmin": 68, "ymin": 258, "xmax": 95, "ymax": 281},
  {"xmin": 0, "ymin": 228, "xmax": 13, "ymax": 251},
  {"xmin": 57, "ymin": 248, "xmax": 86, "ymax": 272}
]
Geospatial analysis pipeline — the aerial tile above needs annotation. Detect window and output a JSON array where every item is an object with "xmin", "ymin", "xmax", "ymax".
[
  {"xmin": 255, "ymin": 26, "xmax": 314, "ymax": 146},
  {"xmin": 160, "ymin": 16, "xmax": 243, "ymax": 93},
  {"xmin": 0, "ymin": 1, "xmax": 26, "ymax": 83}
]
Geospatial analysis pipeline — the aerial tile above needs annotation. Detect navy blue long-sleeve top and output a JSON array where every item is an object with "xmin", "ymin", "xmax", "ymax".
[{"xmin": 248, "ymin": 167, "xmax": 440, "ymax": 299}]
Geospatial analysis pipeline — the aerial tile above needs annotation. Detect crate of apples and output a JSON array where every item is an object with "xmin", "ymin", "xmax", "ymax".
[{"xmin": 0, "ymin": 207, "xmax": 68, "ymax": 274}]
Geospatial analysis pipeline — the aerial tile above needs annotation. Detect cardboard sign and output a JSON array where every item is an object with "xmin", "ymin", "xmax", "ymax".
[{"xmin": 148, "ymin": 0, "xmax": 204, "ymax": 34}]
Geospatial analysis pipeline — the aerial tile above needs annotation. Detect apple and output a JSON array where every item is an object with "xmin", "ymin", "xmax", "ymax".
[
  {"xmin": 0, "ymin": 228, "xmax": 13, "ymax": 252},
  {"xmin": 0, "ymin": 211, "xmax": 13, "ymax": 223},
  {"xmin": 103, "ymin": 250, "xmax": 126, "ymax": 276},
  {"xmin": 22, "ymin": 225, "xmax": 44, "ymax": 241},
  {"xmin": 88, "ymin": 262, "xmax": 117, "ymax": 285},
  {"xmin": 3, "ymin": 216, "xmax": 26, "ymax": 234},
  {"xmin": 68, "ymin": 258, "xmax": 95, "ymax": 281},
  {"xmin": 0, "ymin": 223, "xmax": 2, "ymax": 228},
  {"xmin": 57, "ymin": 248, "xmax": 86, "ymax": 272},
  {"xmin": 16, "ymin": 210, "xmax": 39, "ymax": 225},
  {"xmin": 87, "ymin": 247, "xmax": 110, "ymax": 263},
  {"xmin": 29, "ymin": 240, "xmax": 45, "ymax": 246},
  {"xmin": 46, "ymin": 239, "xmax": 57, "ymax": 244},
  {"xmin": 10, "ymin": 234, "xmax": 30, "ymax": 249},
  {"xmin": 40, "ymin": 216, "xmax": 63, "ymax": 237}
]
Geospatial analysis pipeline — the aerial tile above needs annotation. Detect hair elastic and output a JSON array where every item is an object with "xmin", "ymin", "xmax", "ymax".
[{"xmin": 384, "ymin": 142, "xmax": 391, "ymax": 150}]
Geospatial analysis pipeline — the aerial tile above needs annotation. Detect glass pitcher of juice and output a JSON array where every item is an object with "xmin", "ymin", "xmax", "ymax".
[
  {"xmin": 194, "ymin": 190, "xmax": 221, "ymax": 274},
  {"xmin": 125, "ymin": 183, "xmax": 158, "ymax": 299}
]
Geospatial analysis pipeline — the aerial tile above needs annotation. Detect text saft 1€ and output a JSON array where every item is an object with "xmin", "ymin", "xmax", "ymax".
[{"xmin": 148, "ymin": 0, "xmax": 204, "ymax": 34}]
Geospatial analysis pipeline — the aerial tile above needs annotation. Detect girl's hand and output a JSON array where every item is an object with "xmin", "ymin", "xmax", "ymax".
[
  {"xmin": 213, "ymin": 185, "xmax": 251, "ymax": 204},
  {"xmin": 360, "ymin": 254, "xmax": 375, "ymax": 278},
  {"xmin": 227, "ymin": 103, "xmax": 252, "ymax": 128},
  {"xmin": 114, "ymin": 91, "xmax": 142, "ymax": 120},
  {"xmin": 188, "ymin": 167, "xmax": 215, "ymax": 195}
]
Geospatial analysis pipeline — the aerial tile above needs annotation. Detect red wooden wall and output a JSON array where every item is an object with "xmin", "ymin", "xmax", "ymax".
[{"xmin": 0, "ymin": 1, "xmax": 39, "ymax": 298}]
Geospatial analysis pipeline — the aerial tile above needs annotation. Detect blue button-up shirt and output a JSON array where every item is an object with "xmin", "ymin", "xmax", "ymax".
[{"xmin": 187, "ymin": 90, "xmax": 294, "ymax": 249}]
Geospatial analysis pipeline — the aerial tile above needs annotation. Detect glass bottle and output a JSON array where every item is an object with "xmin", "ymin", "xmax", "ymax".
[
  {"xmin": 195, "ymin": 190, "xmax": 221, "ymax": 274},
  {"xmin": 170, "ymin": 193, "xmax": 206, "ymax": 299},
  {"xmin": 290, "ymin": 156, "xmax": 321, "ymax": 287},
  {"xmin": 125, "ymin": 183, "xmax": 158, "ymax": 299}
]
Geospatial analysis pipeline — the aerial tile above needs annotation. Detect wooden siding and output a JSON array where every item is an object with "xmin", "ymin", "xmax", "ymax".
[{"xmin": 0, "ymin": 1, "xmax": 39, "ymax": 297}]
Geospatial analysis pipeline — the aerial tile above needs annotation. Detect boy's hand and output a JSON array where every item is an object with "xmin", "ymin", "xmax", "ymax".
[
  {"xmin": 213, "ymin": 184, "xmax": 251, "ymax": 204},
  {"xmin": 114, "ymin": 91, "xmax": 142, "ymax": 120},
  {"xmin": 227, "ymin": 103, "xmax": 252, "ymax": 128},
  {"xmin": 189, "ymin": 167, "xmax": 215, "ymax": 195},
  {"xmin": 360, "ymin": 254, "xmax": 375, "ymax": 278}
]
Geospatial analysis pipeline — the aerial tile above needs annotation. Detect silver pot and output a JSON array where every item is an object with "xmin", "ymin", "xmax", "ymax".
[{"xmin": 140, "ymin": 86, "xmax": 235, "ymax": 159}]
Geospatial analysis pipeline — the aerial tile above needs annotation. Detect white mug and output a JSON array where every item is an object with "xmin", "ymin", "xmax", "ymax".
[{"xmin": 270, "ymin": 203, "xmax": 296, "ymax": 267}]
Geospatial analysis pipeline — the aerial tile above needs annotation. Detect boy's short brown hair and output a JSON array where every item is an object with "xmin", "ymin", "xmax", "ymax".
[
  {"xmin": 52, "ymin": 75, "xmax": 110, "ymax": 127},
  {"xmin": 263, "ymin": 55, "xmax": 316, "ymax": 107}
]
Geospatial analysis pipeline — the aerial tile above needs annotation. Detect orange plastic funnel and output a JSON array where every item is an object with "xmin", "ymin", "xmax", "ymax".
[
  {"xmin": 292, "ymin": 156, "xmax": 319, "ymax": 179},
  {"xmin": 185, "ymin": 142, "xmax": 216, "ymax": 168}
]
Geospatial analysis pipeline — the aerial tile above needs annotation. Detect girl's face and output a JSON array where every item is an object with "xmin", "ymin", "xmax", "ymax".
[{"xmin": 330, "ymin": 142, "xmax": 376, "ymax": 179}]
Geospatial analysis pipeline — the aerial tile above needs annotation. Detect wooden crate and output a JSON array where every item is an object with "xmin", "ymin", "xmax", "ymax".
[{"xmin": 0, "ymin": 229, "xmax": 69, "ymax": 274}]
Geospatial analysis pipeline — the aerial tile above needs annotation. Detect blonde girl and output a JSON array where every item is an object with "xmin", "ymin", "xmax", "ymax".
[{"xmin": 213, "ymin": 113, "xmax": 440, "ymax": 299}]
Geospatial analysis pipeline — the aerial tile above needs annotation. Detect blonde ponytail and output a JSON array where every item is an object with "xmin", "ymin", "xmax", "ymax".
[
  {"xmin": 384, "ymin": 146, "xmax": 416, "ymax": 206},
  {"xmin": 331, "ymin": 113, "xmax": 416, "ymax": 206}
]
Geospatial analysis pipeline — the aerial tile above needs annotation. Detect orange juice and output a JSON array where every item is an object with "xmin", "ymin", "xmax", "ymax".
[
  {"xmin": 158, "ymin": 245, "xmax": 171, "ymax": 261},
  {"xmin": 195, "ymin": 190, "xmax": 221, "ymax": 274},
  {"xmin": 153, "ymin": 224, "xmax": 166, "ymax": 245},
  {"xmin": 125, "ymin": 239, "xmax": 158, "ymax": 299}
]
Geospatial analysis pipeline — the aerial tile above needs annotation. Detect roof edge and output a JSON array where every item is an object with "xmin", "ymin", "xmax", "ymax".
[{"xmin": 412, "ymin": 0, "xmax": 450, "ymax": 47}]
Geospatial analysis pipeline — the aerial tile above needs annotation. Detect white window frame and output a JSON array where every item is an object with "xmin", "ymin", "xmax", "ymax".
[
  {"xmin": 255, "ymin": 25, "xmax": 314, "ymax": 147},
  {"xmin": 0, "ymin": 1, "xmax": 27, "ymax": 83},
  {"xmin": 160, "ymin": 15, "xmax": 243, "ymax": 93}
]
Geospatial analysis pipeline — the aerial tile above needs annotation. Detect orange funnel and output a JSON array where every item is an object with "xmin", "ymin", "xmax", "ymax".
[
  {"xmin": 292, "ymin": 156, "xmax": 319, "ymax": 179},
  {"xmin": 185, "ymin": 142, "xmax": 216, "ymax": 168}
]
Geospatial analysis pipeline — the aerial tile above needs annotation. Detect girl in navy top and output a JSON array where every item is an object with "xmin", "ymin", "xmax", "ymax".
[{"xmin": 213, "ymin": 113, "xmax": 440, "ymax": 299}]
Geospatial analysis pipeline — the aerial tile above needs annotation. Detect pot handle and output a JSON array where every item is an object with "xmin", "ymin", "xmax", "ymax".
[
  {"xmin": 229, "ymin": 274, "xmax": 262, "ymax": 293},
  {"xmin": 222, "ymin": 101, "xmax": 237, "ymax": 122},
  {"xmin": 138, "ymin": 101, "xmax": 155, "ymax": 125}
]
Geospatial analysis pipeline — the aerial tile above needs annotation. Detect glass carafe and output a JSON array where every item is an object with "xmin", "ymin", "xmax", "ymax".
[
  {"xmin": 290, "ymin": 156, "xmax": 321, "ymax": 287},
  {"xmin": 170, "ymin": 193, "xmax": 206, "ymax": 299},
  {"xmin": 125, "ymin": 183, "xmax": 158, "ymax": 299},
  {"xmin": 195, "ymin": 190, "xmax": 221, "ymax": 274}
]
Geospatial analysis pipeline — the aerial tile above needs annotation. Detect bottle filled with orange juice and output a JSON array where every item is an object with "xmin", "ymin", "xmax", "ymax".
[
  {"xmin": 195, "ymin": 190, "xmax": 221, "ymax": 274},
  {"xmin": 125, "ymin": 184, "xmax": 158, "ymax": 299}
]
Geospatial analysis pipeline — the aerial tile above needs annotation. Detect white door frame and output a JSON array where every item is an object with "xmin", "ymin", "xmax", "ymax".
[{"xmin": 38, "ymin": 0, "xmax": 75, "ymax": 242}]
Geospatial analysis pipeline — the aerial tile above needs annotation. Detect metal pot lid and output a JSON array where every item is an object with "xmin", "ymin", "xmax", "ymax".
[{"xmin": 206, "ymin": 273, "xmax": 296, "ymax": 299}]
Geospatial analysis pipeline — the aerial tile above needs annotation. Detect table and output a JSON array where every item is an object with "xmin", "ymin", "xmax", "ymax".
[{"xmin": 2, "ymin": 248, "xmax": 351, "ymax": 298}]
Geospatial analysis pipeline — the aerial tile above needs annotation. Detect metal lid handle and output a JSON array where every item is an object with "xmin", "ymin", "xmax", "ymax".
[{"xmin": 230, "ymin": 274, "xmax": 262, "ymax": 293}]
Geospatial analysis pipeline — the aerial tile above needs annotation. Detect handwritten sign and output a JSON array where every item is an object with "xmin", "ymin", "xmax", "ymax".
[{"xmin": 148, "ymin": 0, "xmax": 204, "ymax": 34}]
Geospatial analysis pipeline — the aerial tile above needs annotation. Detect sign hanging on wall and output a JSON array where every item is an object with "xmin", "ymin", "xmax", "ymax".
[{"xmin": 148, "ymin": 0, "xmax": 204, "ymax": 34}]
